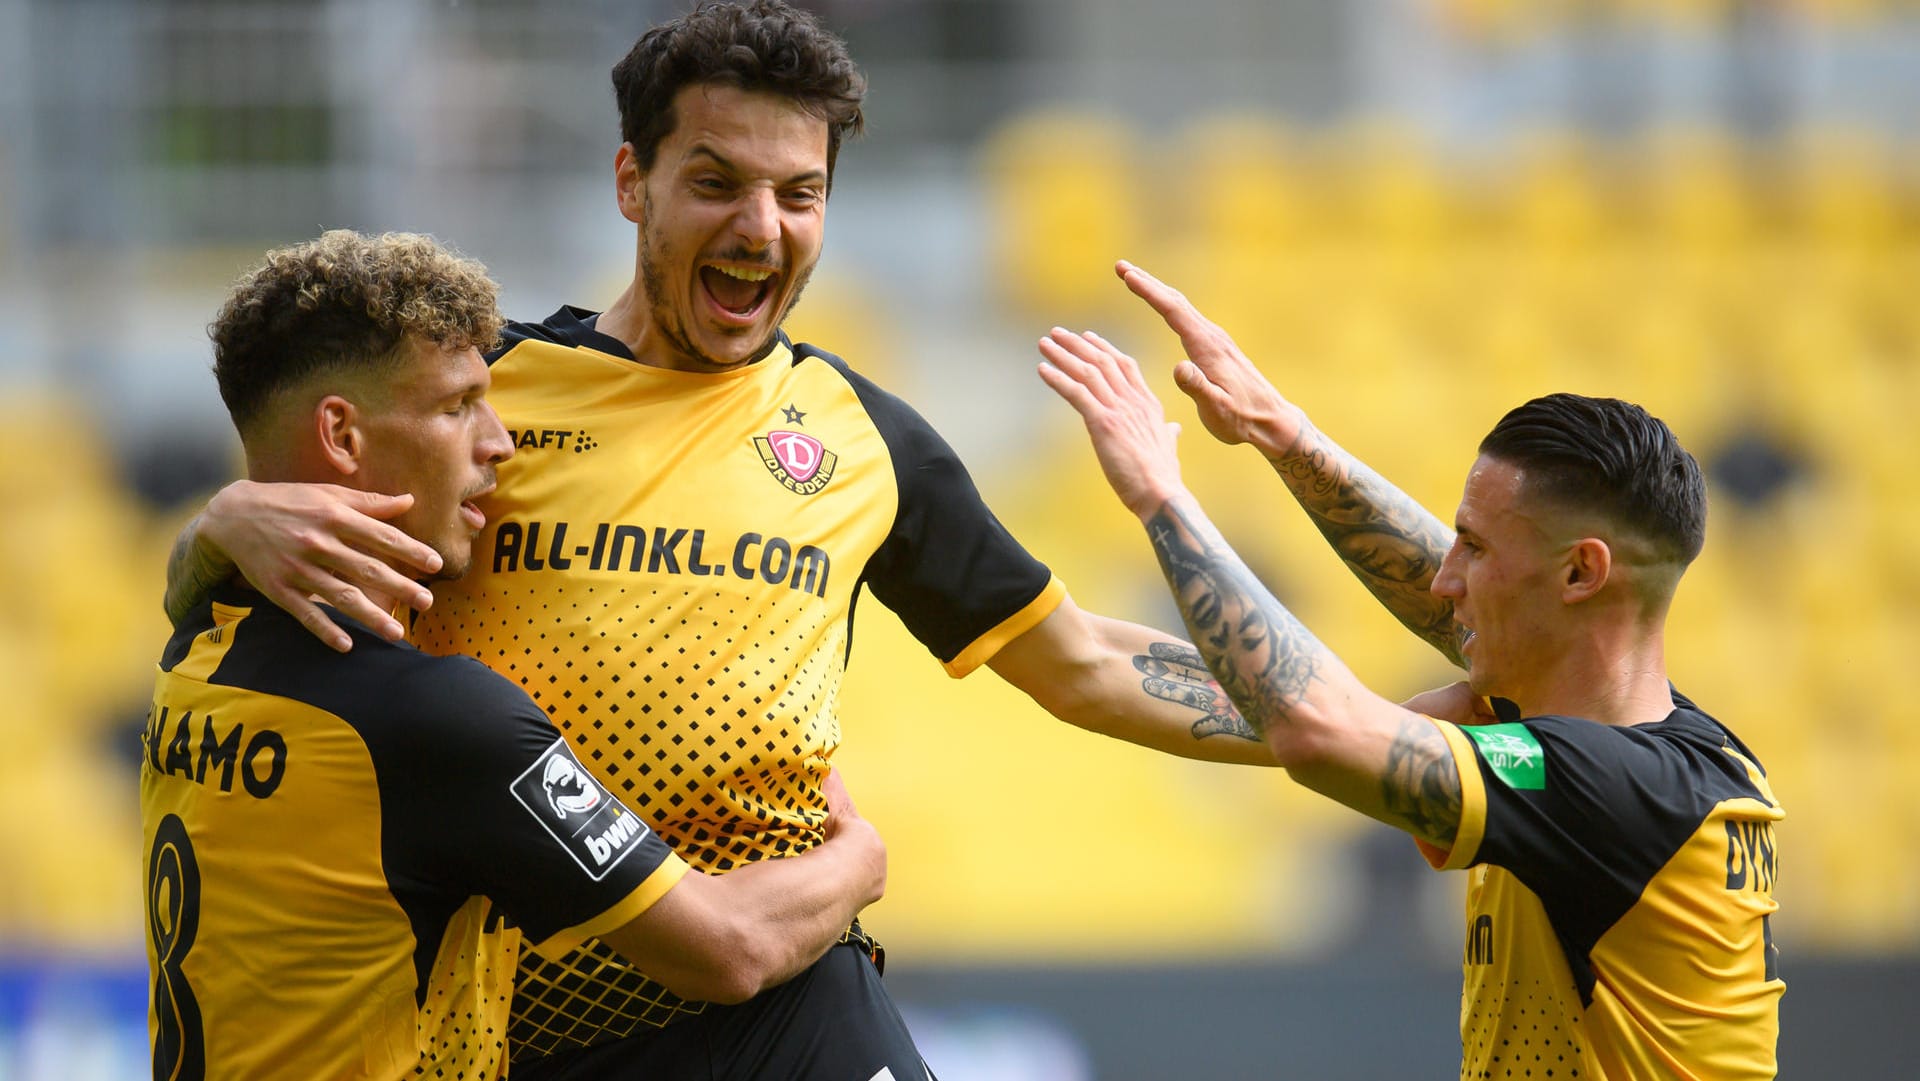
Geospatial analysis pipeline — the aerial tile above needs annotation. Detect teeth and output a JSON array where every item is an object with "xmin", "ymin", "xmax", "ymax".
[{"xmin": 715, "ymin": 266, "xmax": 773, "ymax": 282}]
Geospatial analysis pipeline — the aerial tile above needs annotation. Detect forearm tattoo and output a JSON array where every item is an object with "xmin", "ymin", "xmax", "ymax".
[
  {"xmin": 162, "ymin": 517, "xmax": 227, "ymax": 627},
  {"xmin": 1132, "ymin": 641, "xmax": 1259, "ymax": 743},
  {"xmin": 1380, "ymin": 713, "xmax": 1463, "ymax": 845},
  {"xmin": 1271, "ymin": 424, "xmax": 1465, "ymax": 666},
  {"xmin": 1144, "ymin": 501, "xmax": 1324, "ymax": 739},
  {"xmin": 1147, "ymin": 498, "xmax": 1464, "ymax": 844}
]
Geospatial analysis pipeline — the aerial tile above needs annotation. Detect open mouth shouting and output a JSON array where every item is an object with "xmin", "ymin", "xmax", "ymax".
[{"xmin": 700, "ymin": 263, "xmax": 778, "ymax": 325}]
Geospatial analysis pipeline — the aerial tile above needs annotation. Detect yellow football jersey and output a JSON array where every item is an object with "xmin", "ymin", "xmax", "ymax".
[
  {"xmin": 141, "ymin": 587, "xmax": 685, "ymax": 1079},
  {"xmin": 409, "ymin": 309, "xmax": 1063, "ymax": 1055},
  {"xmin": 1418, "ymin": 690, "xmax": 1784, "ymax": 1079}
]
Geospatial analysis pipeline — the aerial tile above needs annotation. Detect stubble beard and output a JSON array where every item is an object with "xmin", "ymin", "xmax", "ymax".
[
  {"xmin": 430, "ymin": 544, "xmax": 473, "ymax": 583},
  {"xmin": 638, "ymin": 191, "xmax": 815, "ymax": 370}
]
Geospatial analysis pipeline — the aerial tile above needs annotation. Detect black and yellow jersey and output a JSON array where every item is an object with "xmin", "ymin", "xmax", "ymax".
[
  {"xmin": 408, "ymin": 308, "xmax": 1063, "ymax": 1053},
  {"xmin": 1417, "ymin": 690, "xmax": 1784, "ymax": 1080},
  {"xmin": 140, "ymin": 585, "xmax": 686, "ymax": 1080}
]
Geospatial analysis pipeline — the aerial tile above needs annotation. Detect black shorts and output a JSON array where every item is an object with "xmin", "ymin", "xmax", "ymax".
[{"xmin": 510, "ymin": 940, "xmax": 932, "ymax": 1081}]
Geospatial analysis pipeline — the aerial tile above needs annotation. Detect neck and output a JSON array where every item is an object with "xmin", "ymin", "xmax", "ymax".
[
  {"xmin": 594, "ymin": 283, "xmax": 651, "ymax": 362},
  {"xmin": 1517, "ymin": 623, "xmax": 1674, "ymax": 726}
]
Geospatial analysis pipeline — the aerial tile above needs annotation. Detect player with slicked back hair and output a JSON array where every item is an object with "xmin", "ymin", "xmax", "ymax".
[{"xmin": 1039, "ymin": 260, "xmax": 1783, "ymax": 1080}]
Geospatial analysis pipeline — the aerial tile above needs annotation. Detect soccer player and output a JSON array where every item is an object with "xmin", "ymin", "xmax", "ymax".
[
  {"xmin": 159, "ymin": 3, "xmax": 1270, "ymax": 1077},
  {"xmin": 143, "ymin": 229, "xmax": 885, "ymax": 1080},
  {"xmin": 1037, "ymin": 260, "xmax": 1785, "ymax": 1079}
]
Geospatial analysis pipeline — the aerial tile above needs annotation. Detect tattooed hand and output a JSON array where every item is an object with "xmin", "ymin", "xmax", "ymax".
[{"xmin": 1132, "ymin": 641, "xmax": 1259, "ymax": 743}]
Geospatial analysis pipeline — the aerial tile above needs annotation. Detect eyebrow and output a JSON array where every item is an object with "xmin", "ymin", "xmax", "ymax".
[
  {"xmin": 686, "ymin": 145, "xmax": 827, "ymax": 187},
  {"xmin": 438, "ymin": 378, "xmax": 487, "ymax": 405}
]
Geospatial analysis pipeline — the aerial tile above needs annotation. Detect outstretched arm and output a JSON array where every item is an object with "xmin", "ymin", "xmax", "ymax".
[
  {"xmin": 598, "ymin": 769, "xmax": 886, "ymax": 1003},
  {"xmin": 1105, "ymin": 262, "xmax": 1465, "ymax": 668},
  {"xmin": 986, "ymin": 597, "xmax": 1276, "ymax": 766},
  {"xmin": 164, "ymin": 480, "xmax": 442, "ymax": 651},
  {"xmin": 1037, "ymin": 326, "xmax": 1462, "ymax": 846}
]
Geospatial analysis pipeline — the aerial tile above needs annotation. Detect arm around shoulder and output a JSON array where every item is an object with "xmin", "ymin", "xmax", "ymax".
[{"xmin": 163, "ymin": 479, "xmax": 443, "ymax": 651}]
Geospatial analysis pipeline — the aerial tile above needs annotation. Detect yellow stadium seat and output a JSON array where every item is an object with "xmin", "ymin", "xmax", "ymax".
[
  {"xmin": 1786, "ymin": 127, "xmax": 1902, "ymax": 251},
  {"xmin": 979, "ymin": 110, "xmax": 1150, "ymax": 326},
  {"xmin": 1328, "ymin": 120, "xmax": 1464, "ymax": 253},
  {"xmin": 1169, "ymin": 113, "xmax": 1318, "ymax": 260},
  {"xmin": 1499, "ymin": 129, "xmax": 1616, "ymax": 258},
  {"xmin": 1637, "ymin": 126, "xmax": 1758, "ymax": 253}
]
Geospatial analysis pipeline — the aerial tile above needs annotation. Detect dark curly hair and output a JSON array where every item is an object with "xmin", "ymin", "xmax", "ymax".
[
  {"xmin": 211, "ymin": 229, "xmax": 502, "ymax": 440},
  {"xmin": 1480, "ymin": 393, "xmax": 1707, "ymax": 566},
  {"xmin": 612, "ymin": 0, "xmax": 866, "ymax": 185}
]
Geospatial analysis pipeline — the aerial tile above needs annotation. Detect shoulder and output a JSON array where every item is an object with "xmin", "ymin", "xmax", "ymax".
[
  {"xmin": 789, "ymin": 338, "xmax": 932, "ymax": 432},
  {"xmin": 1516, "ymin": 698, "xmax": 1774, "ymax": 811},
  {"xmin": 213, "ymin": 598, "xmax": 533, "ymax": 743},
  {"xmin": 491, "ymin": 306, "xmax": 630, "ymax": 363},
  {"xmin": 785, "ymin": 336, "xmax": 963, "ymax": 482}
]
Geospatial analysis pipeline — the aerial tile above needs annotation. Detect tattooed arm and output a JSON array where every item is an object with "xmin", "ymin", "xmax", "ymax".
[
  {"xmin": 1259, "ymin": 425, "xmax": 1464, "ymax": 666},
  {"xmin": 1143, "ymin": 498, "xmax": 1461, "ymax": 843},
  {"xmin": 987, "ymin": 596, "xmax": 1277, "ymax": 766},
  {"xmin": 1037, "ymin": 322, "xmax": 1463, "ymax": 845},
  {"xmin": 1107, "ymin": 261, "xmax": 1466, "ymax": 668}
]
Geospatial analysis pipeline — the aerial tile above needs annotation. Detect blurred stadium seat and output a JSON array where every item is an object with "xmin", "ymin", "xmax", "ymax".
[{"xmin": 978, "ymin": 109, "xmax": 1150, "ymax": 327}]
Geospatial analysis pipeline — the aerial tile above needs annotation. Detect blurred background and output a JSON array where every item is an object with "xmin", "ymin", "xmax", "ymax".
[{"xmin": 3, "ymin": 0, "xmax": 1916, "ymax": 1077}]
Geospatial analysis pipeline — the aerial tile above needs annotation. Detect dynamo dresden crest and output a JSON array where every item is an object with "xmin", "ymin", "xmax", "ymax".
[{"xmin": 753, "ymin": 430, "xmax": 838, "ymax": 495}]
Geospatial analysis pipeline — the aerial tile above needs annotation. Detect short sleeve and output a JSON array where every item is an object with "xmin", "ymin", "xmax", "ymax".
[
  {"xmin": 1418, "ymin": 713, "xmax": 1741, "ymax": 949},
  {"xmin": 370, "ymin": 657, "xmax": 687, "ymax": 956},
  {"xmin": 1415, "ymin": 717, "xmax": 1489, "ymax": 871},
  {"xmin": 817, "ymin": 349, "xmax": 1062, "ymax": 674}
]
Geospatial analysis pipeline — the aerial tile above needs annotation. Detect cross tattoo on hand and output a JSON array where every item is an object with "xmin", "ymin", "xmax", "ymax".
[{"xmin": 1133, "ymin": 641, "xmax": 1260, "ymax": 743}]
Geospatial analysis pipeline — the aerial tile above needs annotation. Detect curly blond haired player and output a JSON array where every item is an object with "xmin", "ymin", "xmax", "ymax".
[{"xmin": 143, "ymin": 229, "xmax": 883, "ymax": 1080}]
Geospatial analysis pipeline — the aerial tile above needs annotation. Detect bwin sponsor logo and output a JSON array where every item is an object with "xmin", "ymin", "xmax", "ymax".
[
  {"xmin": 585, "ymin": 812, "xmax": 643, "ymax": 865},
  {"xmin": 542, "ymin": 754, "xmax": 601, "ymax": 819},
  {"xmin": 512, "ymin": 740, "xmax": 647, "ymax": 880}
]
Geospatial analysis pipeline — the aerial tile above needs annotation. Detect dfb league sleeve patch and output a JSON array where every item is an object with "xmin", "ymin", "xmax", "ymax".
[{"xmin": 510, "ymin": 739, "xmax": 653, "ymax": 881}]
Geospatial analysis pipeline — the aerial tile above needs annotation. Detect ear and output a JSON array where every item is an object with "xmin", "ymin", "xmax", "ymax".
[
  {"xmin": 1561, "ymin": 537, "xmax": 1612, "ymax": 604},
  {"xmin": 314, "ymin": 395, "xmax": 364, "ymax": 477},
  {"xmin": 614, "ymin": 142, "xmax": 645, "ymax": 224}
]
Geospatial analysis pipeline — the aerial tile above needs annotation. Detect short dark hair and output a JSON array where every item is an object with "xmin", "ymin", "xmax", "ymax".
[
  {"xmin": 611, "ymin": 0, "xmax": 866, "ymax": 185},
  {"xmin": 1479, "ymin": 393, "xmax": 1707, "ymax": 565},
  {"xmin": 211, "ymin": 230, "xmax": 501, "ymax": 439}
]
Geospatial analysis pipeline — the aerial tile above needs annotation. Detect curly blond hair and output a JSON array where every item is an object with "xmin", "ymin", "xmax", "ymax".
[{"xmin": 211, "ymin": 229, "xmax": 502, "ymax": 437}]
